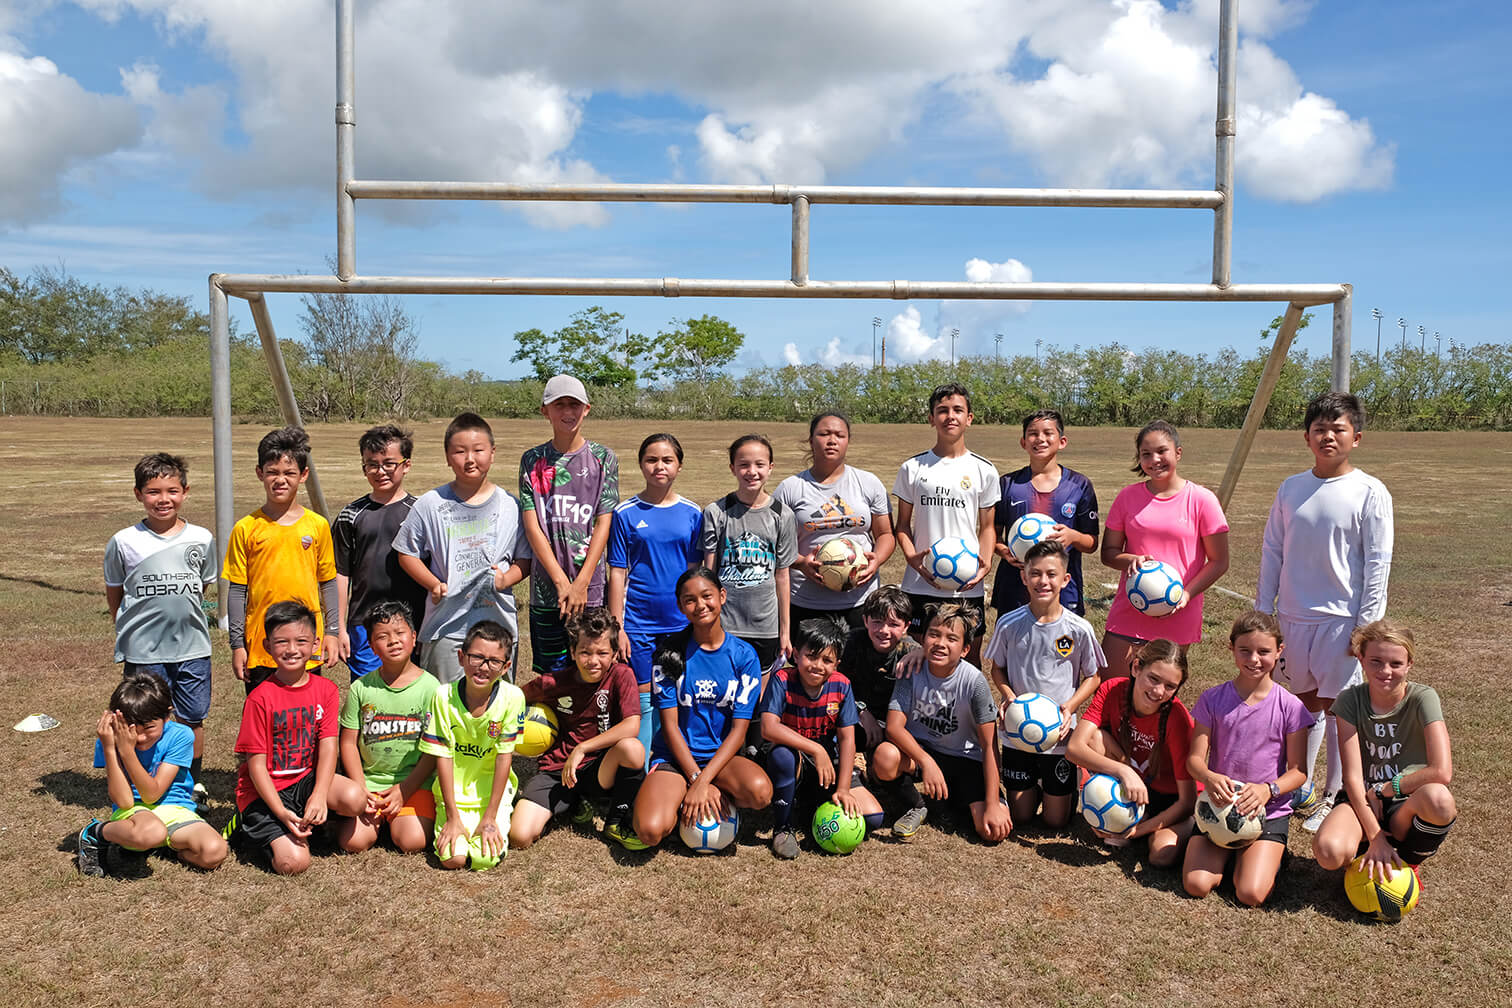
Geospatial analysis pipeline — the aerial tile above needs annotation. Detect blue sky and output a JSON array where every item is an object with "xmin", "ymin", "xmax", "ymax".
[{"xmin": 2, "ymin": 0, "xmax": 1507, "ymax": 378}]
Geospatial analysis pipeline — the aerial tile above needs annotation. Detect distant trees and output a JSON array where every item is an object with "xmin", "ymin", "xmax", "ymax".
[
  {"xmin": 511, "ymin": 306, "xmax": 660, "ymax": 387},
  {"xmin": 297, "ymin": 288, "xmax": 420, "ymax": 420}
]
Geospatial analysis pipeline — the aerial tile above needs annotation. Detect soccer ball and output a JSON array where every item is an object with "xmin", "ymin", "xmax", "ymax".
[
  {"xmin": 999, "ymin": 692, "xmax": 1065, "ymax": 754},
  {"xmin": 925, "ymin": 536, "xmax": 981, "ymax": 590},
  {"xmin": 816, "ymin": 537, "xmax": 867, "ymax": 591},
  {"xmin": 679, "ymin": 808, "xmax": 740, "ymax": 854},
  {"xmin": 1194, "ymin": 790, "xmax": 1263, "ymax": 849},
  {"xmin": 1006, "ymin": 513, "xmax": 1057, "ymax": 562},
  {"xmin": 1344, "ymin": 856, "xmax": 1421, "ymax": 922},
  {"xmin": 515, "ymin": 703, "xmax": 559, "ymax": 759},
  {"xmin": 1080, "ymin": 773, "xmax": 1145, "ymax": 834},
  {"xmin": 1125, "ymin": 559, "xmax": 1184, "ymax": 617},
  {"xmin": 811, "ymin": 801, "xmax": 866, "ymax": 855}
]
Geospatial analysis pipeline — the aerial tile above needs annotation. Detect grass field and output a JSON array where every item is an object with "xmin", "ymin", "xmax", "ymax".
[{"xmin": 2, "ymin": 416, "xmax": 1508, "ymax": 1008}]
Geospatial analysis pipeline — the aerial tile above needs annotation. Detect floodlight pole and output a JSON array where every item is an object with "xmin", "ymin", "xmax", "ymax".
[{"xmin": 872, "ymin": 316, "xmax": 881, "ymax": 368}]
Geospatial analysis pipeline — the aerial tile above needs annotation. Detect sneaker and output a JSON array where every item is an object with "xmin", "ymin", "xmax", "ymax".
[
  {"xmin": 1302, "ymin": 795, "xmax": 1335, "ymax": 834},
  {"xmin": 605, "ymin": 820, "xmax": 650, "ymax": 852},
  {"xmin": 570, "ymin": 800, "xmax": 600, "ymax": 827},
  {"xmin": 771, "ymin": 827, "xmax": 801, "ymax": 860},
  {"xmin": 77, "ymin": 819, "xmax": 105, "ymax": 877},
  {"xmin": 192, "ymin": 782, "xmax": 210, "ymax": 812},
  {"xmin": 894, "ymin": 805, "xmax": 928, "ymax": 842},
  {"xmin": 1291, "ymin": 779, "xmax": 1322, "ymax": 818}
]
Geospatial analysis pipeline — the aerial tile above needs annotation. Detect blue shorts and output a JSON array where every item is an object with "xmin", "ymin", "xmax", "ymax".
[
  {"xmin": 344, "ymin": 624, "xmax": 382, "ymax": 681},
  {"xmin": 124, "ymin": 658, "xmax": 211, "ymax": 723}
]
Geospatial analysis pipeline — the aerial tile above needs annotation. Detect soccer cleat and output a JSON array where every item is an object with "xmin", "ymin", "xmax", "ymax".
[
  {"xmin": 570, "ymin": 800, "xmax": 600, "ymax": 827},
  {"xmin": 77, "ymin": 819, "xmax": 105, "ymax": 877},
  {"xmin": 1291, "ymin": 780, "xmax": 1323, "ymax": 818},
  {"xmin": 193, "ymin": 782, "xmax": 210, "ymax": 812},
  {"xmin": 1302, "ymin": 795, "xmax": 1336, "ymax": 834},
  {"xmin": 771, "ymin": 827, "xmax": 801, "ymax": 860},
  {"xmin": 893, "ymin": 805, "xmax": 928, "ymax": 842},
  {"xmin": 605, "ymin": 820, "xmax": 650, "ymax": 852}
]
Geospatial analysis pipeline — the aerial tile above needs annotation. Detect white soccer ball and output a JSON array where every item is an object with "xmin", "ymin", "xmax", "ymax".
[
  {"xmin": 999, "ymin": 692, "xmax": 1066, "ymax": 754},
  {"xmin": 1125, "ymin": 559, "xmax": 1184, "ymax": 618},
  {"xmin": 1080, "ymin": 772, "xmax": 1145, "ymax": 834},
  {"xmin": 1007, "ymin": 513, "xmax": 1057, "ymax": 562},
  {"xmin": 679, "ymin": 808, "xmax": 740, "ymax": 854},
  {"xmin": 925, "ymin": 536, "xmax": 981, "ymax": 590},
  {"xmin": 1194, "ymin": 790, "xmax": 1263, "ymax": 849}
]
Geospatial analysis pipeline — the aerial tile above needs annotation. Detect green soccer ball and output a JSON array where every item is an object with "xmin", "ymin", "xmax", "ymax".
[{"xmin": 811, "ymin": 802, "xmax": 866, "ymax": 855}]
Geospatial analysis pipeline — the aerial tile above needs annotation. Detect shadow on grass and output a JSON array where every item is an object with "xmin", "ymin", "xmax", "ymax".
[
  {"xmin": 0, "ymin": 571, "xmax": 97, "ymax": 596},
  {"xmin": 35, "ymin": 769, "xmax": 100, "ymax": 810}
]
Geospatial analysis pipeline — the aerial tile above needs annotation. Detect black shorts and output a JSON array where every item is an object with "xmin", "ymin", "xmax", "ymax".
[
  {"xmin": 235, "ymin": 772, "xmax": 316, "ymax": 850},
  {"xmin": 1001, "ymin": 748, "xmax": 1076, "ymax": 797},
  {"xmin": 905, "ymin": 594, "xmax": 987, "ymax": 639},
  {"xmin": 736, "ymin": 636, "xmax": 781, "ymax": 670},
  {"xmin": 517, "ymin": 761, "xmax": 612, "ymax": 817},
  {"xmin": 789, "ymin": 605, "xmax": 863, "ymax": 631},
  {"xmin": 914, "ymin": 745, "xmax": 998, "ymax": 810},
  {"xmin": 1146, "ymin": 790, "xmax": 1180, "ymax": 819},
  {"xmin": 1191, "ymin": 814, "xmax": 1289, "ymax": 846}
]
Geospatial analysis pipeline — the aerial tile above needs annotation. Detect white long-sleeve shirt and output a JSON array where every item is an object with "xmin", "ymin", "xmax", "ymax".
[{"xmin": 1256, "ymin": 468, "xmax": 1393, "ymax": 624}]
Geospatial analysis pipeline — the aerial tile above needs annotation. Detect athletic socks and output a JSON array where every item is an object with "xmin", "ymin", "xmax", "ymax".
[
  {"xmin": 1322, "ymin": 714, "xmax": 1343, "ymax": 796},
  {"xmin": 1397, "ymin": 815, "xmax": 1455, "ymax": 866},
  {"xmin": 1303, "ymin": 708, "xmax": 1326, "ymax": 780},
  {"xmin": 863, "ymin": 811, "xmax": 885, "ymax": 832},
  {"xmin": 767, "ymin": 746, "xmax": 799, "ymax": 829},
  {"xmin": 897, "ymin": 777, "xmax": 926, "ymax": 811}
]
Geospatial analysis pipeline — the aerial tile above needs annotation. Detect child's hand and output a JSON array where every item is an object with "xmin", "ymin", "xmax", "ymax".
[
  {"xmin": 558, "ymin": 580, "xmax": 589, "ymax": 617},
  {"xmin": 321, "ymin": 634, "xmax": 340, "ymax": 669},
  {"xmin": 1361, "ymin": 831, "xmax": 1404, "ymax": 882},
  {"xmin": 436, "ymin": 819, "xmax": 468, "ymax": 861},
  {"xmin": 681, "ymin": 780, "xmax": 725, "ymax": 826},
  {"xmin": 430, "ymin": 581, "xmax": 449, "ymax": 604},
  {"xmin": 919, "ymin": 758, "xmax": 948, "ymax": 800},
  {"xmin": 894, "ymin": 649, "xmax": 927, "ymax": 680},
  {"xmin": 302, "ymin": 793, "xmax": 329, "ymax": 828},
  {"xmin": 981, "ymin": 800, "xmax": 1012, "ymax": 842},
  {"xmin": 96, "ymin": 710, "xmax": 116, "ymax": 745},
  {"xmin": 858, "ymin": 709, "xmax": 885, "ymax": 749},
  {"xmin": 280, "ymin": 806, "xmax": 312, "ymax": 840},
  {"xmin": 833, "ymin": 786, "xmax": 859, "ymax": 819},
  {"xmin": 1233, "ymin": 781, "xmax": 1269, "ymax": 817},
  {"xmin": 562, "ymin": 746, "xmax": 587, "ymax": 789},
  {"xmin": 232, "ymin": 647, "xmax": 249, "ymax": 682},
  {"xmin": 814, "ymin": 752, "xmax": 836, "ymax": 790},
  {"xmin": 616, "ymin": 629, "xmax": 633, "ymax": 663},
  {"xmin": 1165, "ymin": 587, "xmax": 1189, "ymax": 615},
  {"xmin": 337, "ymin": 629, "xmax": 352, "ymax": 661},
  {"xmin": 795, "ymin": 549, "xmax": 822, "ymax": 585},
  {"xmin": 1205, "ymin": 775, "xmax": 1237, "ymax": 806},
  {"xmin": 491, "ymin": 565, "xmax": 509, "ymax": 592},
  {"xmin": 109, "ymin": 711, "xmax": 136, "ymax": 758},
  {"xmin": 962, "ymin": 560, "xmax": 990, "ymax": 591},
  {"xmin": 1047, "ymin": 523, "xmax": 1078, "ymax": 546},
  {"xmin": 371, "ymin": 787, "xmax": 402, "ymax": 819},
  {"xmin": 474, "ymin": 818, "xmax": 504, "ymax": 860},
  {"xmin": 1116, "ymin": 766, "xmax": 1150, "ymax": 808},
  {"xmin": 852, "ymin": 549, "xmax": 881, "ymax": 586}
]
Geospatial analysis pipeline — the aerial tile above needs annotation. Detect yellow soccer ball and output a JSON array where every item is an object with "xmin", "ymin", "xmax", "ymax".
[
  {"xmin": 1344, "ymin": 856, "xmax": 1421, "ymax": 922},
  {"xmin": 515, "ymin": 703, "xmax": 559, "ymax": 758}
]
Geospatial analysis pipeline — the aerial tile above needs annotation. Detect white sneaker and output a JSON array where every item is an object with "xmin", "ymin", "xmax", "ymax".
[
  {"xmin": 193, "ymin": 782, "xmax": 210, "ymax": 811},
  {"xmin": 1302, "ymin": 795, "xmax": 1335, "ymax": 834}
]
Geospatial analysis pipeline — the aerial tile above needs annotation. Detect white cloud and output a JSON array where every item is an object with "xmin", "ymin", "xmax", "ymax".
[
  {"xmin": 885, "ymin": 305, "xmax": 944, "ymax": 363},
  {"xmin": 782, "ymin": 342, "xmax": 803, "ymax": 366},
  {"xmin": 0, "ymin": 48, "xmax": 141, "ymax": 223},
  {"xmin": 816, "ymin": 336, "xmax": 870, "ymax": 368}
]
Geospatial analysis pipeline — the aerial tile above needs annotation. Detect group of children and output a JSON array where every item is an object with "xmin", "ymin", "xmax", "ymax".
[{"xmin": 80, "ymin": 377, "xmax": 1456, "ymax": 910}]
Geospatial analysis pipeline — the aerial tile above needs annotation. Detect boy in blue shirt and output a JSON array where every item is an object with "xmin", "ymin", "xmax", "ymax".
[{"xmin": 78, "ymin": 673, "xmax": 227, "ymax": 876}]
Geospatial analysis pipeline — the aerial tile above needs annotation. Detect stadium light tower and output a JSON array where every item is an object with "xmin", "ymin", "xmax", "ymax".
[
  {"xmin": 1035, "ymin": 337, "xmax": 1043, "ymax": 366},
  {"xmin": 1397, "ymin": 317, "xmax": 1407, "ymax": 349},
  {"xmin": 1417, "ymin": 324, "xmax": 1426, "ymax": 351},
  {"xmin": 949, "ymin": 328, "xmax": 960, "ymax": 365},
  {"xmin": 872, "ymin": 316, "xmax": 882, "ymax": 368},
  {"xmin": 994, "ymin": 332, "xmax": 1003, "ymax": 359},
  {"xmin": 1370, "ymin": 307, "xmax": 1383, "ymax": 363},
  {"xmin": 1435, "ymin": 331, "xmax": 1441, "ymax": 359}
]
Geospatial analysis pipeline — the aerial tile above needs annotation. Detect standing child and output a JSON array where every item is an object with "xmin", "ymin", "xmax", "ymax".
[
  {"xmin": 224, "ymin": 426, "xmax": 338, "ymax": 693},
  {"xmin": 1066, "ymin": 639, "xmax": 1195, "ymax": 865},
  {"xmin": 230, "ymin": 602, "xmax": 367, "ymax": 876},
  {"xmin": 333, "ymin": 425, "xmax": 427, "ymax": 682},
  {"xmin": 417, "ymin": 620, "xmax": 527, "ymax": 871},
  {"xmin": 510, "ymin": 607, "xmax": 645, "ymax": 852},
  {"xmin": 983, "ymin": 540, "xmax": 1104, "ymax": 829},
  {"xmin": 1183, "ymin": 611, "xmax": 1311, "ymax": 907},
  {"xmin": 893, "ymin": 383, "xmax": 999, "ymax": 666},
  {"xmin": 703, "ymin": 433, "xmax": 796, "ymax": 670},
  {"xmin": 1100, "ymin": 421, "xmax": 1229, "ymax": 680},
  {"xmin": 518, "ymin": 375, "xmax": 619, "ymax": 678},
  {"xmin": 630, "ymin": 568, "xmax": 773, "ymax": 850},
  {"xmin": 77, "ymin": 673, "xmax": 227, "ymax": 876},
  {"xmin": 991, "ymin": 409, "xmax": 1099, "ymax": 618},
  {"xmin": 1256, "ymin": 392, "xmax": 1394, "ymax": 832},
  {"xmin": 872, "ymin": 603, "xmax": 1012, "ymax": 844},
  {"xmin": 608, "ymin": 433, "xmax": 704, "ymax": 761},
  {"xmin": 335, "ymin": 600, "xmax": 439, "ymax": 855},
  {"xmin": 394, "ymin": 412, "xmax": 531, "ymax": 684},
  {"xmin": 761, "ymin": 618, "xmax": 884, "ymax": 859},
  {"xmin": 104, "ymin": 452, "xmax": 217, "ymax": 803},
  {"xmin": 1313, "ymin": 621, "xmax": 1456, "ymax": 879}
]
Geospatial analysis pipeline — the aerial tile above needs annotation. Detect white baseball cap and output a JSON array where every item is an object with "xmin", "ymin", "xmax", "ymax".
[{"xmin": 542, "ymin": 374, "xmax": 590, "ymax": 405}]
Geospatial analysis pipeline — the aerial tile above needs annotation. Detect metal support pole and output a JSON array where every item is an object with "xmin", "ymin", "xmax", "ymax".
[
  {"xmin": 1211, "ymin": 0, "xmax": 1237, "ymax": 287},
  {"xmin": 335, "ymin": 0, "xmax": 356, "ymax": 280},
  {"xmin": 209, "ymin": 276, "xmax": 234, "ymax": 628},
  {"xmin": 247, "ymin": 293, "xmax": 329, "ymax": 517},
  {"xmin": 1217, "ymin": 302, "xmax": 1304, "ymax": 511},
  {"xmin": 1332, "ymin": 285, "xmax": 1352, "ymax": 392},
  {"xmin": 791, "ymin": 195, "xmax": 809, "ymax": 285}
]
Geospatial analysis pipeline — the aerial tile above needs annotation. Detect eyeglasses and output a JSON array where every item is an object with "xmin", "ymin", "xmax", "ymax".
[
  {"xmin": 462, "ymin": 651, "xmax": 506, "ymax": 673},
  {"xmin": 362, "ymin": 460, "xmax": 405, "ymax": 473}
]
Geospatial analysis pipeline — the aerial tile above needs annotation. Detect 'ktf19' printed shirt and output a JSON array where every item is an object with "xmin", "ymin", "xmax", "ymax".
[
  {"xmin": 234, "ymin": 674, "xmax": 340, "ymax": 811},
  {"xmin": 889, "ymin": 659, "xmax": 996, "ymax": 762},
  {"xmin": 518, "ymin": 440, "xmax": 619, "ymax": 610},
  {"xmin": 103, "ymin": 520, "xmax": 217, "ymax": 663}
]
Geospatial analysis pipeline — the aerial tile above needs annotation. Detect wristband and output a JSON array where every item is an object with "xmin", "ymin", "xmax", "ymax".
[{"xmin": 1390, "ymin": 772, "xmax": 1404, "ymax": 797}]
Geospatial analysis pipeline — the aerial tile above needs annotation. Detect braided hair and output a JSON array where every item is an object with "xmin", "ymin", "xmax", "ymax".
[{"xmin": 1116, "ymin": 638, "xmax": 1188, "ymax": 784}]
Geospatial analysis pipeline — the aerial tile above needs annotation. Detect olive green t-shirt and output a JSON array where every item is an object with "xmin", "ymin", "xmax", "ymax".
[{"xmin": 1332, "ymin": 681, "xmax": 1443, "ymax": 786}]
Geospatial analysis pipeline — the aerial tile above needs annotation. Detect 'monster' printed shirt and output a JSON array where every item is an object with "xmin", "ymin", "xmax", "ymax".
[
  {"xmin": 338, "ymin": 668, "xmax": 440, "ymax": 791},
  {"xmin": 759, "ymin": 667, "xmax": 858, "ymax": 749},
  {"xmin": 518, "ymin": 440, "xmax": 619, "ymax": 610},
  {"xmin": 234, "ymin": 674, "xmax": 340, "ymax": 810}
]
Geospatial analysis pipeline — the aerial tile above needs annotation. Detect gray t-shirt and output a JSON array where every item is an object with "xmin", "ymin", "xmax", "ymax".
[
  {"xmin": 702, "ymin": 494, "xmax": 797, "ymax": 638},
  {"xmin": 771, "ymin": 466, "xmax": 890, "ymax": 610},
  {"xmin": 889, "ymin": 660, "xmax": 996, "ymax": 762},
  {"xmin": 104, "ymin": 521, "xmax": 217, "ymax": 663},
  {"xmin": 392, "ymin": 484, "xmax": 529, "ymax": 642},
  {"xmin": 1332, "ymin": 681, "xmax": 1443, "ymax": 787},
  {"xmin": 982, "ymin": 608, "xmax": 1104, "ymax": 754}
]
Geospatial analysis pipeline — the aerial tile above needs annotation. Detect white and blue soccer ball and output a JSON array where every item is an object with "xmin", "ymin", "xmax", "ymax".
[
  {"xmin": 999, "ymin": 692, "xmax": 1066, "ymax": 754},
  {"xmin": 925, "ymin": 536, "xmax": 981, "ymax": 590},
  {"xmin": 679, "ymin": 808, "xmax": 740, "ymax": 854},
  {"xmin": 1007, "ymin": 512, "xmax": 1057, "ymax": 562},
  {"xmin": 1125, "ymin": 559, "xmax": 1184, "ymax": 617},
  {"xmin": 1080, "ymin": 772, "xmax": 1145, "ymax": 834}
]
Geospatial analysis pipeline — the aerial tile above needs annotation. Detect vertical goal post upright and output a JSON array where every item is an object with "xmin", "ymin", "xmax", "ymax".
[{"xmin": 206, "ymin": 0, "xmax": 1352, "ymax": 625}]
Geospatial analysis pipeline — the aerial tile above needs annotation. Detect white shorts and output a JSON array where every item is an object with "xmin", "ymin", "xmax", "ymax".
[{"xmin": 1277, "ymin": 616, "xmax": 1362, "ymax": 701}]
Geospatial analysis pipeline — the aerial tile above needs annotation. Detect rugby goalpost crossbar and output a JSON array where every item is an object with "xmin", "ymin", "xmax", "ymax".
[{"xmin": 207, "ymin": 0, "xmax": 1350, "ymax": 625}]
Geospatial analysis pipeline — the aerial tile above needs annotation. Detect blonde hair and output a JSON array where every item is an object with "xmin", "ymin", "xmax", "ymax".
[{"xmin": 1350, "ymin": 619, "xmax": 1416, "ymax": 664}]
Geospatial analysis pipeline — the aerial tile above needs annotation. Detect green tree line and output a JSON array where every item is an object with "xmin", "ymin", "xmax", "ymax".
[{"xmin": 2, "ymin": 267, "xmax": 1508, "ymax": 429}]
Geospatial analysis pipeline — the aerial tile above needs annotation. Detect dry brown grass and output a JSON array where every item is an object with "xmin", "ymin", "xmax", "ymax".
[{"xmin": 1, "ymin": 416, "xmax": 1507, "ymax": 1007}]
